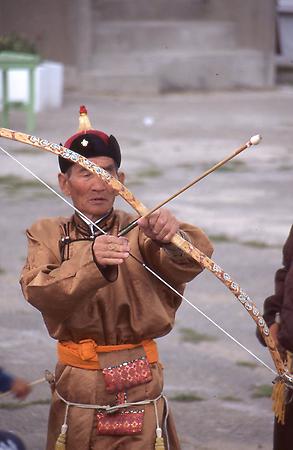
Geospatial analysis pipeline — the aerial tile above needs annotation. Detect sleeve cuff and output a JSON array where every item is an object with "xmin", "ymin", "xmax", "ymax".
[
  {"xmin": 161, "ymin": 230, "xmax": 192, "ymax": 261},
  {"xmin": 0, "ymin": 369, "xmax": 14, "ymax": 392}
]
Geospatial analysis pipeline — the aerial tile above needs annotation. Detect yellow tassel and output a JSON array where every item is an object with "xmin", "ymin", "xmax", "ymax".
[
  {"xmin": 55, "ymin": 424, "xmax": 67, "ymax": 450},
  {"xmin": 55, "ymin": 433, "xmax": 66, "ymax": 450},
  {"xmin": 272, "ymin": 379, "xmax": 286, "ymax": 425},
  {"xmin": 155, "ymin": 436, "xmax": 165, "ymax": 449},
  {"xmin": 78, "ymin": 105, "xmax": 92, "ymax": 132},
  {"xmin": 155, "ymin": 428, "xmax": 165, "ymax": 449},
  {"xmin": 272, "ymin": 352, "xmax": 293, "ymax": 425}
]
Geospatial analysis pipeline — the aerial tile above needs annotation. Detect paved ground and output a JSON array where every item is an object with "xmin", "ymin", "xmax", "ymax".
[{"xmin": 0, "ymin": 86, "xmax": 293, "ymax": 449}]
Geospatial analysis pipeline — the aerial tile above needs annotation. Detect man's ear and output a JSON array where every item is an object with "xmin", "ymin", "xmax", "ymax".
[
  {"xmin": 118, "ymin": 171, "xmax": 125, "ymax": 185},
  {"xmin": 58, "ymin": 172, "xmax": 71, "ymax": 196}
]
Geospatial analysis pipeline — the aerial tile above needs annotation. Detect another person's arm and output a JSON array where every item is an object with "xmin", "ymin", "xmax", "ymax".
[{"xmin": 0, "ymin": 368, "xmax": 31, "ymax": 399}]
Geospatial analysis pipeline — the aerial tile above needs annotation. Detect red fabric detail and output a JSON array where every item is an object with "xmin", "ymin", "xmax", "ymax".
[
  {"xmin": 96, "ymin": 410, "xmax": 144, "ymax": 435},
  {"xmin": 102, "ymin": 357, "xmax": 152, "ymax": 394},
  {"xmin": 64, "ymin": 130, "xmax": 109, "ymax": 149},
  {"xmin": 116, "ymin": 391, "xmax": 127, "ymax": 405}
]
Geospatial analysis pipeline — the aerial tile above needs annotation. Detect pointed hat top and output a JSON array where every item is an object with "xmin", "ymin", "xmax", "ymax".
[{"xmin": 78, "ymin": 105, "xmax": 92, "ymax": 131}]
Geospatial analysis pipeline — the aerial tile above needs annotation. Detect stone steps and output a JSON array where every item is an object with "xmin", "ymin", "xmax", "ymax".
[
  {"xmin": 82, "ymin": 72, "xmax": 158, "ymax": 95},
  {"xmin": 93, "ymin": 0, "xmax": 210, "ymax": 20},
  {"xmin": 86, "ymin": 11, "xmax": 274, "ymax": 93},
  {"xmin": 93, "ymin": 20, "xmax": 236, "ymax": 53},
  {"xmin": 85, "ymin": 49, "xmax": 274, "ymax": 94},
  {"xmin": 89, "ymin": 19, "xmax": 242, "ymax": 93},
  {"xmin": 156, "ymin": 49, "xmax": 275, "ymax": 91}
]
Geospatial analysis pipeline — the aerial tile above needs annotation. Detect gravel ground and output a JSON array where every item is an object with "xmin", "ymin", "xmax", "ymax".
[{"xmin": 0, "ymin": 86, "xmax": 293, "ymax": 449}]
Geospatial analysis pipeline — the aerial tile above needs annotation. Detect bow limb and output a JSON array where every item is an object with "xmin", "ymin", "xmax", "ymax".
[
  {"xmin": 0, "ymin": 127, "xmax": 291, "ymax": 382},
  {"xmin": 172, "ymin": 233, "xmax": 289, "ymax": 379}
]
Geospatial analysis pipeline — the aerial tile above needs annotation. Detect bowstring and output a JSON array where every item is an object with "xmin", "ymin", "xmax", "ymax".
[{"xmin": 0, "ymin": 145, "xmax": 277, "ymax": 376}]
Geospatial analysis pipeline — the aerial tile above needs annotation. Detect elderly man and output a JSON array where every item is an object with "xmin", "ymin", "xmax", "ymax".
[{"xmin": 20, "ymin": 107, "xmax": 213, "ymax": 450}]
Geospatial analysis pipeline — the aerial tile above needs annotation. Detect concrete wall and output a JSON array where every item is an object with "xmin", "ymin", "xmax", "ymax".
[
  {"xmin": 0, "ymin": 0, "xmax": 82, "ymax": 66},
  {"xmin": 95, "ymin": 0, "xmax": 276, "ymax": 52},
  {"xmin": 217, "ymin": 0, "xmax": 276, "ymax": 52},
  {"xmin": 0, "ymin": 0, "xmax": 276, "ymax": 63}
]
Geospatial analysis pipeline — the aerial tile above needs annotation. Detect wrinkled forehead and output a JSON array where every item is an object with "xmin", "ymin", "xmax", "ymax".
[
  {"xmin": 86, "ymin": 155, "xmax": 117, "ymax": 171},
  {"xmin": 69, "ymin": 155, "xmax": 117, "ymax": 175}
]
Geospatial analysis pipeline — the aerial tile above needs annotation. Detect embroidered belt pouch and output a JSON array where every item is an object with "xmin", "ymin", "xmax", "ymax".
[
  {"xmin": 102, "ymin": 356, "xmax": 152, "ymax": 393},
  {"xmin": 96, "ymin": 409, "xmax": 144, "ymax": 435}
]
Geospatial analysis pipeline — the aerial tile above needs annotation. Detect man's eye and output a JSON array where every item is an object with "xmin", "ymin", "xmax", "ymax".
[
  {"xmin": 82, "ymin": 172, "xmax": 91, "ymax": 178},
  {"xmin": 107, "ymin": 168, "xmax": 116, "ymax": 175}
]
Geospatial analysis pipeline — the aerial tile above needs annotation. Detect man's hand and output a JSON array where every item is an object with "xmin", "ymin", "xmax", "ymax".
[
  {"xmin": 137, "ymin": 209, "xmax": 179, "ymax": 243},
  {"xmin": 11, "ymin": 378, "xmax": 31, "ymax": 400},
  {"xmin": 93, "ymin": 235, "xmax": 130, "ymax": 266}
]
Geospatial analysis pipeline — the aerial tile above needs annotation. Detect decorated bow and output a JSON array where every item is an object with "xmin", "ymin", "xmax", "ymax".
[{"xmin": 0, "ymin": 127, "xmax": 292, "ymax": 387}]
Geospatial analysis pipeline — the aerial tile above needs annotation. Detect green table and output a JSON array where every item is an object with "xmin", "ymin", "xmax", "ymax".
[{"xmin": 0, "ymin": 51, "xmax": 40, "ymax": 132}]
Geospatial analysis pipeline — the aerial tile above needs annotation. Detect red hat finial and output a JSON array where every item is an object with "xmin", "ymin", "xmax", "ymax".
[
  {"xmin": 78, "ymin": 105, "xmax": 92, "ymax": 131},
  {"xmin": 79, "ymin": 105, "xmax": 87, "ymax": 115}
]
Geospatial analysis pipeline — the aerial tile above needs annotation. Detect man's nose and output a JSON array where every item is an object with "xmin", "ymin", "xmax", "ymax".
[{"xmin": 91, "ymin": 178, "xmax": 107, "ymax": 191}]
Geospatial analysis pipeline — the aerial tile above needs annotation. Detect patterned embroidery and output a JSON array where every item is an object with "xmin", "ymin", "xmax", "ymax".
[
  {"xmin": 102, "ymin": 356, "xmax": 152, "ymax": 393},
  {"xmin": 116, "ymin": 391, "xmax": 127, "ymax": 405},
  {"xmin": 96, "ymin": 409, "xmax": 144, "ymax": 435}
]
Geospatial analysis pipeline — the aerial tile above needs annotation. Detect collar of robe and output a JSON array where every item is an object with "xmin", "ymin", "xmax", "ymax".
[{"xmin": 74, "ymin": 208, "xmax": 115, "ymax": 237}]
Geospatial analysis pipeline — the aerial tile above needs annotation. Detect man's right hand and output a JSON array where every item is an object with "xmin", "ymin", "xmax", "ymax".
[{"xmin": 93, "ymin": 235, "xmax": 130, "ymax": 266}]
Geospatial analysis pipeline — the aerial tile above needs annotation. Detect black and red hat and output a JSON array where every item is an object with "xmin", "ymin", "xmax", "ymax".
[{"xmin": 59, "ymin": 106, "xmax": 121, "ymax": 173}]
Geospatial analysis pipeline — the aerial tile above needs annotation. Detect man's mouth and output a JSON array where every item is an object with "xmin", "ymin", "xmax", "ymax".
[{"xmin": 88, "ymin": 197, "xmax": 107, "ymax": 204}]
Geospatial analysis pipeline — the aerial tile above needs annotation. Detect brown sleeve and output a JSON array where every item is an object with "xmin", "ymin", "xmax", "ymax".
[
  {"xmin": 257, "ymin": 226, "xmax": 293, "ymax": 347},
  {"xmin": 264, "ymin": 226, "xmax": 293, "ymax": 324},
  {"xmin": 20, "ymin": 224, "xmax": 117, "ymax": 320},
  {"xmin": 278, "ymin": 226, "xmax": 293, "ymax": 351},
  {"xmin": 138, "ymin": 223, "xmax": 213, "ymax": 285}
]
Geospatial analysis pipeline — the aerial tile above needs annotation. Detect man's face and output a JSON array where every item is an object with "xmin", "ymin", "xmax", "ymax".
[{"xmin": 58, "ymin": 156, "xmax": 124, "ymax": 221}]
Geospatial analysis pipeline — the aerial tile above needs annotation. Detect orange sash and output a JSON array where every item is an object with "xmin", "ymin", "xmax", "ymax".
[{"xmin": 57, "ymin": 339, "xmax": 158, "ymax": 370}]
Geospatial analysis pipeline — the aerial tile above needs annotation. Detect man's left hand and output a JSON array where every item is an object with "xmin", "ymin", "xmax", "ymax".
[{"xmin": 137, "ymin": 209, "xmax": 179, "ymax": 243}]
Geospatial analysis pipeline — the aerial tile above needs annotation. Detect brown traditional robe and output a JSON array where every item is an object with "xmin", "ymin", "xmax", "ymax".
[{"xmin": 20, "ymin": 210, "xmax": 213, "ymax": 450}]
